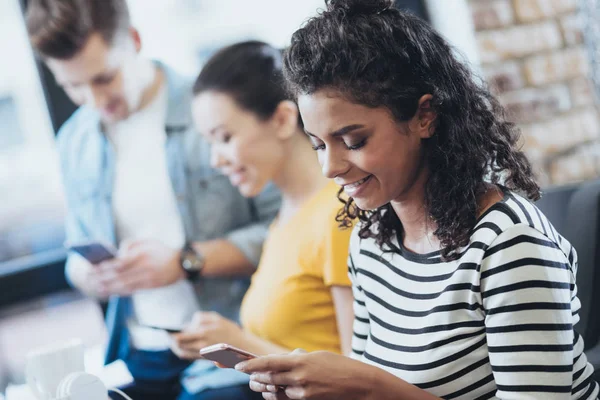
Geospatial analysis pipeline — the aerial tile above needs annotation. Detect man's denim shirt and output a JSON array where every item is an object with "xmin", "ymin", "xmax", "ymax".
[{"xmin": 57, "ymin": 63, "xmax": 280, "ymax": 391}]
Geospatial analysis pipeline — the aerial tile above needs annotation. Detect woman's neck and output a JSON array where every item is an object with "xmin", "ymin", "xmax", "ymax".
[
  {"xmin": 273, "ymin": 131, "xmax": 330, "ymax": 211},
  {"xmin": 390, "ymin": 163, "xmax": 440, "ymax": 254},
  {"xmin": 391, "ymin": 170, "xmax": 505, "ymax": 254}
]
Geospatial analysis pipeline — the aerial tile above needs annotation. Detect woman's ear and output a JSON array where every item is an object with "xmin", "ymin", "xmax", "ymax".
[
  {"xmin": 272, "ymin": 100, "xmax": 300, "ymax": 140},
  {"xmin": 408, "ymin": 94, "xmax": 436, "ymax": 139}
]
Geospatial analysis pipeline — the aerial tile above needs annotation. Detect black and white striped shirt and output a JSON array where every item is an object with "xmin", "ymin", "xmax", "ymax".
[{"xmin": 349, "ymin": 191, "xmax": 598, "ymax": 399}]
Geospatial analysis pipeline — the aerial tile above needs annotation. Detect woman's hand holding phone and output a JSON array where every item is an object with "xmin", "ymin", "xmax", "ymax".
[
  {"xmin": 199, "ymin": 343, "xmax": 288, "ymax": 394},
  {"xmin": 238, "ymin": 350, "xmax": 376, "ymax": 400},
  {"xmin": 169, "ymin": 311, "xmax": 246, "ymax": 360}
]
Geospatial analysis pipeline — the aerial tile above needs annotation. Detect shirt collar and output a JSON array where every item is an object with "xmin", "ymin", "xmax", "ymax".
[{"xmin": 84, "ymin": 60, "xmax": 193, "ymax": 136}]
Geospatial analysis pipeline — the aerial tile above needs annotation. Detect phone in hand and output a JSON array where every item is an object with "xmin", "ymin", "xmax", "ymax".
[
  {"xmin": 66, "ymin": 241, "xmax": 118, "ymax": 264},
  {"xmin": 200, "ymin": 343, "xmax": 258, "ymax": 369},
  {"xmin": 140, "ymin": 325, "xmax": 183, "ymax": 334}
]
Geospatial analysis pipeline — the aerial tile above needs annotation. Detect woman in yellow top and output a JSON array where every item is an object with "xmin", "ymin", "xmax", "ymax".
[{"xmin": 169, "ymin": 41, "xmax": 354, "ymax": 399}]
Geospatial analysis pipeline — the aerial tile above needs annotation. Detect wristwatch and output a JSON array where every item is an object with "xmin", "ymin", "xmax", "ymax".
[{"xmin": 180, "ymin": 242, "xmax": 205, "ymax": 281}]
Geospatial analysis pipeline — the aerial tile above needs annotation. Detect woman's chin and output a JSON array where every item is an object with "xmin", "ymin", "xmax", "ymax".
[
  {"xmin": 238, "ymin": 182, "xmax": 262, "ymax": 198},
  {"xmin": 352, "ymin": 197, "xmax": 387, "ymax": 212}
]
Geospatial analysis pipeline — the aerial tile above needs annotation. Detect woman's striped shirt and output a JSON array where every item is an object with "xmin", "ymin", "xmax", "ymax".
[{"xmin": 349, "ymin": 191, "xmax": 598, "ymax": 399}]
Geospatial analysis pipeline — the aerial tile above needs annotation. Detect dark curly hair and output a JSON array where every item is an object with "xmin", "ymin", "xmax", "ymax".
[{"xmin": 283, "ymin": 0, "xmax": 540, "ymax": 259}]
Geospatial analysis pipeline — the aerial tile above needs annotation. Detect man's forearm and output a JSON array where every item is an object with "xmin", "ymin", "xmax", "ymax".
[{"xmin": 191, "ymin": 239, "xmax": 256, "ymax": 277}]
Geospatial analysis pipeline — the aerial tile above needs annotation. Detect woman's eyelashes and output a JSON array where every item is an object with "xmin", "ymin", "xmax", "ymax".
[
  {"xmin": 347, "ymin": 138, "xmax": 367, "ymax": 150},
  {"xmin": 310, "ymin": 138, "xmax": 367, "ymax": 151},
  {"xmin": 311, "ymin": 142, "xmax": 325, "ymax": 151}
]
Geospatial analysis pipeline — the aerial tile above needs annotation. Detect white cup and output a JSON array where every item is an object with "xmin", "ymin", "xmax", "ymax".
[{"xmin": 25, "ymin": 339, "xmax": 85, "ymax": 399}]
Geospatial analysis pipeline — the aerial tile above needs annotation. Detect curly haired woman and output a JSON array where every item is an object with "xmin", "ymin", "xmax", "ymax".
[{"xmin": 236, "ymin": 1, "xmax": 599, "ymax": 399}]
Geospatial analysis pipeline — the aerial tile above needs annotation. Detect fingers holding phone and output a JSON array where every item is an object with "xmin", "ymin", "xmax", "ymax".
[
  {"xmin": 169, "ymin": 328, "xmax": 207, "ymax": 360},
  {"xmin": 91, "ymin": 253, "xmax": 150, "ymax": 296},
  {"xmin": 68, "ymin": 238, "xmax": 184, "ymax": 296},
  {"xmin": 64, "ymin": 241, "xmax": 117, "ymax": 298},
  {"xmin": 66, "ymin": 240, "xmax": 142, "ymax": 296},
  {"xmin": 200, "ymin": 344, "xmax": 290, "ymax": 395},
  {"xmin": 169, "ymin": 312, "xmax": 247, "ymax": 361}
]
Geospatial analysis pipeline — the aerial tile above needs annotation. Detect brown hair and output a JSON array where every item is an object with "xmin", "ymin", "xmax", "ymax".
[{"xmin": 26, "ymin": 0, "xmax": 130, "ymax": 59}]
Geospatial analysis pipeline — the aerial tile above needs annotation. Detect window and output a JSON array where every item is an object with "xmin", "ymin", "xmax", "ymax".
[
  {"xmin": 0, "ymin": 0, "xmax": 66, "ymax": 275},
  {"xmin": 127, "ymin": 0, "xmax": 325, "ymax": 75}
]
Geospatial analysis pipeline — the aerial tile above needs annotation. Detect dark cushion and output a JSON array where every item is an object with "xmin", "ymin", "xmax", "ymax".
[
  {"xmin": 535, "ymin": 183, "xmax": 579, "ymax": 234},
  {"xmin": 563, "ymin": 180, "xmax": 600, "ymax": 350}
]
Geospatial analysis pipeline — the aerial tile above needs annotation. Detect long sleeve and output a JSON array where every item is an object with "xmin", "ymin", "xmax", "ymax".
[
  {"xmin": 63, "ymin": 212, "xmax": 96, "ymax": 295},
  {"xmin": 480, "ymin": 224, "xmax": 577, "ymax": 399},
  {"xmin": 348, "ymin": 228, "xmax": 370, "ymax": 360},
  {"xmin": 57, "ymin": 127, "xmax": 92, "ymax": 292}
]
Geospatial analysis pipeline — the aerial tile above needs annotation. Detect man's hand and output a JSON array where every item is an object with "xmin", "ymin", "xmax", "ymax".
[
  {"xmin": 170, "ymin": 311, "xmax": 245, "ymax": 360},
  {"xmin": 90, "ymin": 239, "xmax": 185, "ymax": 296}
]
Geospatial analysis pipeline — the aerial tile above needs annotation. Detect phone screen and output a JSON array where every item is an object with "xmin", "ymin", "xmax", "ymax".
[
  {"xmin": 200, "ymin": 344, "xmax": 257, "ymax": 369},
  {"xmin": 68, "ymin": 242, "xmax": 116, "ymax": 264}
]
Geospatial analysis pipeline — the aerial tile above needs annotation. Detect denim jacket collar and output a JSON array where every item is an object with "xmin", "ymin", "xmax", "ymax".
[{"xmin": 161, "ymin": 61, "xmax": 194, "ymax": 131}]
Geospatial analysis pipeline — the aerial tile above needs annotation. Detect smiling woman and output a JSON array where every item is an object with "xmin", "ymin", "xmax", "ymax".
[
  {"xmin": 241, "ymin": 0, "xmax": 600, "ymax": 399},
  {"xmin": 301, "ymin": 94, "xmax": 435, "ymax": 214},
  {"xmin": 166, "ymin": 40, "xmax": 356, "ymax": 400}
]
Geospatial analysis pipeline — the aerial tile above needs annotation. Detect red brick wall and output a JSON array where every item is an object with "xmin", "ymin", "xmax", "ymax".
[{"xmin": 469, "ymin": 0, "xmax": 600, "ymax": 184}]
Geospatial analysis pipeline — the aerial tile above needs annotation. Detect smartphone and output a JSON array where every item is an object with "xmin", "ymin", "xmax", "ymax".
[
  {"xmin": 140, "ymin": 325, "xmax": 183, "ymax": 334},
  {"xmin": 200, "ymin": 343, "xmax": 258, "ymax": 369},
  {"xmin": 66, "ymin": 241, "xmax": 117, "ymax": 264}
]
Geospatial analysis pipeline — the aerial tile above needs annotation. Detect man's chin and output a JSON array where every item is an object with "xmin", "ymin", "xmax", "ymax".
[{"xmin": 101, "ymin": 110, "xmax": 128, "ymax": 124}]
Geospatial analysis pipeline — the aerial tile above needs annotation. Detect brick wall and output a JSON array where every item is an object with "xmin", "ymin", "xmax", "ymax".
[{"xmin": 469, "ymin": 0, "xmax": 600, "ymax": 185}]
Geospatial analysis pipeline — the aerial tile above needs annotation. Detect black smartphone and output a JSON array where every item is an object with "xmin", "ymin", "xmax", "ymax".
[
  {"xmin": 66, "ymin": 241, "xmax": 118, "ymax": 264},
  {"xmin": 141, "ymin": 325, "xmax": 183, "ymax": 334}
]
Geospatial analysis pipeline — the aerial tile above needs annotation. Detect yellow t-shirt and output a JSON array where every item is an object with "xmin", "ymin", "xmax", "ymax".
[{"xmin": 240, "ymin": 181, "xmax": 352, "ymax": 354}]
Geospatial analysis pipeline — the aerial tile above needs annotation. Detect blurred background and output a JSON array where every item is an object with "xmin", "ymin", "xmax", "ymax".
[{"xmin": 0, "ymin": 0, "xmax": 598, "ymax": 395}]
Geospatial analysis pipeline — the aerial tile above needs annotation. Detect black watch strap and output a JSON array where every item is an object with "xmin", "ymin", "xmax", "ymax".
[{"xmin": 180, "ymin": 242, "xmax": 204, "ymax": 281}]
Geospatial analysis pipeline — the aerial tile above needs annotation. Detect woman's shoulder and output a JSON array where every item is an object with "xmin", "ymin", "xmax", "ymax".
[
  {"xmin": 472, "ymin": 189, "xmax": 574, "ymax": 258},
  {"xmin": 476, "ymin": 190, "xmax": 546, "ymax": 236}
]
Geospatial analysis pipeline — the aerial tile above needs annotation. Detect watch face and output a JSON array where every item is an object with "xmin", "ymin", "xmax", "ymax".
[{"xmin": 182, "ymin": 250, "xmax": 204, "ymax": 271}]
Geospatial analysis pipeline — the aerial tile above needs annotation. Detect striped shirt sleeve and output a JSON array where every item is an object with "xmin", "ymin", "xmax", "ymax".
[
  {"xmin": 348, "ymin": 230, "xmax": 370, "ymax": 360},
  {"xmin": 480, "ymin": 223, "xmax": 576, "ymax": 399}
]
